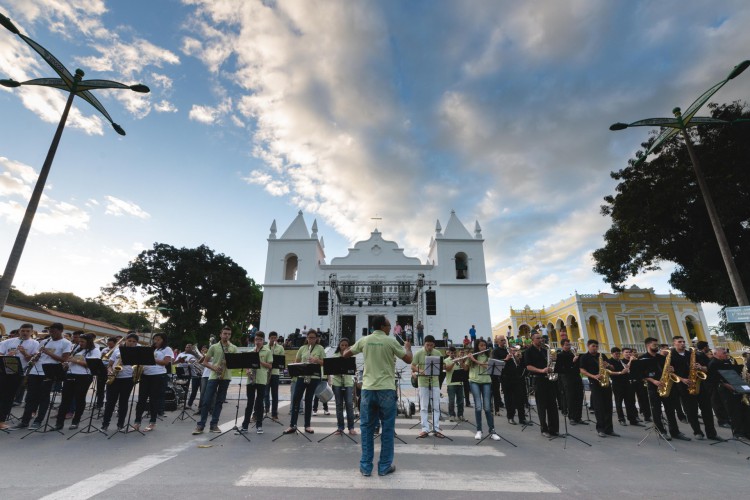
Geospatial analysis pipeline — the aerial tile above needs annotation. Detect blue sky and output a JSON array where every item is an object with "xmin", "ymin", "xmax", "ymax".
[{"xmin": 1, "ymin": 0, "xmax": 749, "ymax": 329}]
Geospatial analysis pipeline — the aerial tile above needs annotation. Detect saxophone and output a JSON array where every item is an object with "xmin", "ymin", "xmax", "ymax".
[
  {"xmin": 599, "ymin": 353, "xmax": 611, "ymax": 388},
  {"xmin": 545, "ymin": 344, "xmax": 558, "ymax": 381},
  {"xmin": 657, "ymin": 348, "xmax": 680, "ymax": 398},
  {"xmin": 687, "ymin": 347, "xmax": 707, "ymax": 396},
  {"xmin": 216, "ymin": 341, "xmax": 228, "ymax": 379}
]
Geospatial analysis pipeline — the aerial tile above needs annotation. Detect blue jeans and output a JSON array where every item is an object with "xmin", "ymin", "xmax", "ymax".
[
  {"xmin": 198, "ymin": 378, "xmax": 230, "ymax": 428},
  {"xmin": 470, "ymin": 382, "xmax": 495, "ymax": 433},
  {"xmin": 333, "ymin": 385, "xmax": 354, "ymax": 431},
  {"xmin": 264, "ymin": 374, "xmax": 280, "ymax": 417},
  {"xmin": 360, "ymin": 389, "xmax": 396, "ymax": 475}
]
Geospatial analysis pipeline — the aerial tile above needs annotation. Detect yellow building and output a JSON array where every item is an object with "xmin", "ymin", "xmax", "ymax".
[{"xmin": 493, "ymin": 286, "xmax": 714, "ymax": 353}]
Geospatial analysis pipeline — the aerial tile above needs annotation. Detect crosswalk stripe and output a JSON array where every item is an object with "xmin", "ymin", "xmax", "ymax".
[
  {"xmin": 393, "ymin": 444, "xmax": 505, "ymax": 456},
  {"xmin": 235, "ymin": 468, "xmax": 560, "ymax": 493}
]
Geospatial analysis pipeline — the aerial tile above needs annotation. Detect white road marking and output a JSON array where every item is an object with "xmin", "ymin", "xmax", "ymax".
[
  {"xmin": 393, "ymin": 444, "xmax": 505, "ymax": 456},
  {"xmin": 236, "ymin": 468, "xmax": 561, "ymax": 493}
]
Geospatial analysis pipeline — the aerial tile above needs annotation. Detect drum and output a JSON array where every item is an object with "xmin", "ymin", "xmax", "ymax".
[{"xmin": 314, "ymin": 381, "xmax": 334, "ymax": 404}]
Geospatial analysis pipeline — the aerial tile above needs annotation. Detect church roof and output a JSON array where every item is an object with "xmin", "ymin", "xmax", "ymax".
[
  {"xmin": 442, "ymin": 211, "xmax": 473, "ymax": 239},
  {"xmin": 329, "ymin": 230, "xmax": 423, "ymax": 266},
  {"xmin": 280, "ymin": 211, "xmax": 311, "ymax": 239}
]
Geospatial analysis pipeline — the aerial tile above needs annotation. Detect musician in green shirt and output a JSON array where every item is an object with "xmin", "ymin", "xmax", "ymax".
[
  {"xmin": 411, "ymin": 335, "xmax": 445, "ymax": 438},
  {"xmin": 241, "ymin": 332, "xmax": 273, "ymax": 433},
  {"xmin": 284, "ymin": 330, "xmax": 325, "ymax": 435},
  {"xmin": 331, "ymin": 338, "xmax": 356, "ymax": 435},
  {"xmin": 466, "ymin": 339, "xmax": 500, "ymax": 441},
  {"xmin": 264, "ymin": 331, "xmax": 285, "ymax": 420}
]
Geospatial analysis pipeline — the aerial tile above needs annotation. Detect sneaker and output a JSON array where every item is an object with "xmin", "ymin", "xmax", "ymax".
[
  {"xmin": 673, "ymin": 433, "xmax": 691, "ymax": 441},
  {"xmin": 597, "ymin": 431, "xmax": 607, "ymax": 437},
  {"xmin": 449, "ymin": 416, "xmax": 455, "ymax": 422},
  {"xmin": 29, "ymin": 422, "xmax": 41, "ymax": 430},
  {"xmin": 101, "ymin": 424, "xmax": 109, "ymax": 432},
  {"xmin": 694, "ymin": 433, "xmax": 705, "ymax": 440},
  {"xmin": 605, "ymin": 431, "xmax": 620, "ymax": 437},
  {"xmin": 508, "ymin": 418, "xmax": 517, "ymax": 425},
  {"xmin": 718, "ymin": 422, "xmax": 732, "ymax": 429},
  {"xmin": 543, "ymin": 431, "xmax": 553, "ymax": 438},
  {"xmin": 69, "ymin": 424, "xmax": 78, "ymax": 430},
  {"xmin": 474, "ymin": 431, "xmax": 482, "ymax": 440},
  {"xmin": 490, "ymin": 433, "xmax": 501, "ymax": 441},
  {"xmin": 256, "ymin": 428, "xmax": 264, "ymax": 434},
  {"xmin": 313, "ymin": 410, "xmax": 318, "ymax": 416},
  {"xmin": 238, "ymin": 427, "xmax": 248, "ymax": 434},
  {"xmin": 378, "ymin": 465, "xmax": 396, "ymax": 477},
  {"xmin": 210, "ymin": 426, "xmax": 221, "ymax": 433},
  {"xmin": 192, "ymin": 426, "xmax": 204, "ymax": 435},
  {"xmin": 54, "ymin": 424, "xmax": 64, "ymax": 431},
  {"xmin": 360, "ymin": 468, "xmax": 371, "ymax": 477},
  {"xmin": 12, "ymin": 422, "xmax": 28, "ymax": 430},
  {"xmin": 707, "ymin": 436, "xmax": 725, "ymax": 442},
  {"xmin": 618, "ymin": 419, "xmax": 627, "ymax": 426},
  {"xmin": 324, "ymin": 411, "xmax": 330, "ymax": 415}
]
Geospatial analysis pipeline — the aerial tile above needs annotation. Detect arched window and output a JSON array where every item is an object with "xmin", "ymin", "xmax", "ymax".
[
  {"xmin": 284, "ymin": 254, "xmax": 298, "ymax": 280},
  {"xmin": 455, "ymin": 252, "xmax": 468, "ymax": 279}
]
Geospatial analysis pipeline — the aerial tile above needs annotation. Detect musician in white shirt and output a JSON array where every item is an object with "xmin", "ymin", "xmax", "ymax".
[
  {"xmin": 134, "ymin": 333, "xmax": 174, "ymax": 432},
  {"xmin": 0, "ymin": 324, "xmax": 39, "ymax": 430},
  {"xmin": 55, "ymin": 333, "xmax": 101, "ymax": 430},
  {"xmin": 102, "ymin": 333, "xmax": 139, "ymax": 431}
]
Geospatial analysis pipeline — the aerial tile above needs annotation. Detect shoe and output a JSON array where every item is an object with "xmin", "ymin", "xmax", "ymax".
[
  {"xmin": 55, "ymin": 424, "xmax": 64, "ymax": 431},
  {"xmin": 238, "ymin": 427, "xmax": 248, "ymax": 434},
  {"xmin": 707, "ymin": 436, "xmax": 725, "ymax": 442},
  {"xmin": 569, "ymin": 420, "xmax": 577, "ymax": 426},
  {"xmin": 630, "ymin": 421, "xmax": 644, "ymax": 427},
  {"xmin": 69, "ymin": 424, "xmax": 78, "ymax": 430},
  {"xmin": 577, "ymin": 420, "xmax": 590, "ymax": 426},
  {"xmin": 283, "ymin": 427, "xmax": 297, "ymax": 434},
  {"xmin": 718, "ymin": 422, "xmax": 732, "ymax": 429},
  {"xmin": 490, "ymin": 433, "xmax": 501, "ymax": 441},
  {"xmin": 678, "ymin": 417, "xmax": 687, "ymax": 424},
  {"xmin": 256, "ymin": 428, "xmax": 264, "ymax": 434},
  {"xmin": 508, "ymin": 418, "xmax": 516, "ymax": 425},
  {"xmin": 449, "ymin": 417, "xmax": 455, "ymax": 422},
  {"xmin": 348, "ymin": 429, "xmax": 358, "ymax": 435},
  {"xmin": 644, "ymin": 417, "xmax": 652, "ymax": 423},
  {"xmin": 193, "ymin": 411, "xmax": 201, "ymax": 416},
  {"xmin": 101, "ymin": 424, "xmax": 109, "ymax": 432},
  {"xmin": 606, "ymin": 432, "xmax": 620, "ymax": 437},
  {"xmin": 360, "ymin": 468, "xmax": 371, "ymax": 477},
  {"xmin": 673, "ymin": 433, "xmax": 691, "ymax": 441},
  {"xmin": 663, "ymin": 433, "xmax": 672, "ymax": 441},
  {"xmin": 305, "ymin": 427, "xmax": 314, "ymax": 434},
  {"xmin": 597, "ymin": 431, "xmax": 607, "ymax": 437},
  {"xmin": 133, "ymin": 423, "xmax": 140, "ymax": 431},
  {"xmin": 192, "ymin": 426, "xmax": 204, "ymax": 435},
  {"xmin": 378, "ymin": 465, "xmax": 396, "ymax": 477},
  {"xmin": 618, "ymin": 419, "xmax": 627, "ymax": 426},
  {"xmin": 518, "ymin": 420, "xmax": 529, "ymax": 426},
  {"xmin": 324, "ymin": 411, "xmax": 330, "ymax": 415},
  {"xmin": 542, "ymin": 431, "xmax": 552, "ymax": 438},
  {"xmin": 12, "ymin": 423, "xmax": 29, "ymax": 430},
  {"xmin": 144, "ymin": 423, "xmax": 156, "ymax": 432},
  {"xmin": 65, "ymin": 412, "xmax": 74, "ymax": 420},
  {"xmin": 466, "ymin": 403, "xmax": 472, "ymax": 408},
  {"xmin": 313, "ymin": 410, "xmax": 318, "ymax": 416},
  {"xmin": 210, "ymin": 426, "xmax": 221, "ymax": 433},
  {"xmin": 694, "ymin": 433, "xmax": 705, "ymax": 441},
  {"xmin": 475, "ymin": 431, "xmax": 482, "ymax": 440},
  {"xmin": 29, "ymin": 422, "xmax": 41, "ymax": 430}
]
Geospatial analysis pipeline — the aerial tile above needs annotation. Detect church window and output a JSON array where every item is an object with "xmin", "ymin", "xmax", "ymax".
[
  {"xmin": 284, "ymin": 254, "xmax": 298, "ymax": 280},
  {"xmin": 455, "ymin": 252, "xmax": 468, "ymax": 279}
]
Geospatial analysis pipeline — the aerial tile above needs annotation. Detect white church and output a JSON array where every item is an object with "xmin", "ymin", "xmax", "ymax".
[{"xmin": 259, "ymin": 211, "xmax": 491, "ymax": 345}]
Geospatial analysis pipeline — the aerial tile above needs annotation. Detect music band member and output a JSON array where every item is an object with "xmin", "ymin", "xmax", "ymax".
[
  {"xmin": 412, "ymin": 335, "xmax": 445, "ymax": 438},
  {"xmin": 640, "ymin": 337, "xmax": 690, "ymax": 441},
  {"xmin": 241, "ymin": 332, "xmax": 273, "ymax": 434},
  {"xmin": 466, "ymin": 339, "xmax": 501, "ymax": 441},
  {"xmin": 264, "ymin": 331, "xmax": 285, "ymax": 421},
  {"xmin": 134, "ymin": 333, "xmax": 173, "ymax": 432},
  {"xmin": 55, "ymin": 333, "xmax": 100, "ymax": 430},
  {"xmin": 17, "ymin": 323, "xmax": 72, "ymax": 430},
  {"xmin": 175, "ymin": 344, "xmax": 202, "ymax": 408},
  {"xmin": 444, "ymin": 347, "xmax": 464, "ymax": 423},
  {"xmin": 332, "ymin": 338, "xmax": 357, "ymax": 435},
  {"xmin": 96, "ymin": 337, "xmax": 117, "ymax": 410},
  {"xmin": 555, "ymin": 339, "xmax": 585, "ymax": 426},
  {"xmin": 579, "ymin": 340, "xmax": 620, "ymax": 437},
  {"xmin": 194, "ymin": 327, "xmax": 237, "ymax": 434},
  {"xmin": 0, "ymin": 324, "xmax": 39, "ymax": 430},
  {"xmin": 102, "ymin": 333, "xmax": 139, "ymax": 431},
  {"xmin": 344, "ymin": 315, "xmax": 412, "ymax": 477},
  {"xmin": 501, "ymin": 345, "xmax": 527, "ymax": 425},
  {"xmin": 669, "ymin": 336, "xmax": 717, "ymax": 440},
  {"xmin": 709, "ymin": 347, "xmax": 750, "ymax": 439},
  {"xmin": 610, "ymin": 347, "xmax": 641, "ymax": 426},
  {"xmin": 284, "ymin": 329, "xmax": 325, "ymax": 435},
  {"xmin": 491, "ymin": 337, "xmax": 508, "ymax": 415},
  {"xmin": 523, "ymin": 333, "xmax": 559, "ymax": 437}
]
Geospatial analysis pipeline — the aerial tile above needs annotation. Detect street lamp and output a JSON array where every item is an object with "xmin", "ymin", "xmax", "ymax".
[
  {"xmin": 0, "ymin": 12, "xmax": 150, "ymax": 313},
  {"xmin": 610, "ymin": 59, "xmax": 750, "ymax": 336}
]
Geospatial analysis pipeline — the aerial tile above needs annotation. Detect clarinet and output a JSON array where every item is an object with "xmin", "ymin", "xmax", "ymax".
[{"xmin": 24, "ymin": 337, "xmax": 53, "ymax": 376}]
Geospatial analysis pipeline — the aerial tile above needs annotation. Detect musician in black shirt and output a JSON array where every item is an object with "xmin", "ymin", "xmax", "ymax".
[
  {"xmin": 523, "ymin": 333, "xmax": 558, "ymax": 437},
  {"xmin": 709, "ymin": 348, "xmax": 750, "ymax": 439},
  {"xmin": 490, "ymin": 337, "xmax": 508, "ymax": 414},
  {"xmin": 501, "ymin": 346, "xmax": 526, "ymax": 425},
  {"xmin": 610, "ymin": 347, "xmax": 641, "ymax": 426},
  {"xmin": 579, "ymin": 340, "xmax": 618, "ymax": 437},
  {"xmin": 669, "ymin": 336, "xmax": 716, "ymax": 440},
  {"xmin": 555, "ymin": 339, "xmax": 585, "ymax": 425}
]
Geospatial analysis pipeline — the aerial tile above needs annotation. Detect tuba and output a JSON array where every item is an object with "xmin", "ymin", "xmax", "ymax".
[
  {"xmin": 657, "ymin": 348, "xmax": 680, "ymax": 398},
  {"xmin": 687, "ymin": 347, "xmax": 707, "ymax": 396},
  {"xmin": 599, "ymin": 353, "xmax": 611, "ymax": 388}
]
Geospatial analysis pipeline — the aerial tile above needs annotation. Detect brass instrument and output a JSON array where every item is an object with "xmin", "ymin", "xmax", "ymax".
[
  {"xmin": 102, "ymin": 337, "xmax": 122, "ymax": 361},
  {"xmin": 598, "ymin": 352, "xmax": 611, "ymax": 388},
  {"xmin": 687, "ymin": 347, "xmax": 707, "ymax": 396},
  {"xmin": 742, "ymin": 363, "xmax": 750, "ymax": 406},
  {"xmin": 107, "ymin": 357, "xmax": 123, "ymax": 385},
  {"xmin": 545, "ymin": 344, "xmax": 558, "ymax": 381},
  {"xmin": 657, "ymin": 348, "xmax": 680, "ymax": 398},
  {"xmin": 216, "ymin": 341, "xmax": 228, "ymax": 379},
  {"xmin": 63, "ymin": 345, "xmax": 83, "ymax": 372}
]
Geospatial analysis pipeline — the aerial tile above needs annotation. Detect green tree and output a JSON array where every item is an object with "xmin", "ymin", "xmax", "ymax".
[
  {"xmin": 593, "ymin": 102, "xmax": 750, "ymax": 343},
  {"xmin": 101, "ymin": 243, "xmax": 263, "ymax": 347}
]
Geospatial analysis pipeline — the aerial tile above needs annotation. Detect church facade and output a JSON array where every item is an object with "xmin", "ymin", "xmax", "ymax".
[{"xmin": 259, "ymin": 211, "xmax": 491, "ymax": 345}]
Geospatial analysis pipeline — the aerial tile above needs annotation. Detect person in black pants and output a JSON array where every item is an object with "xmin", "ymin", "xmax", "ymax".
[
  {"xmin": 501, "ymin": 346, "xmax": 526, "ymax": 425},
  {"xmin": 523, "ymin": 333, "xmax": 558, "ymax": 437},
  {"xmin": 609, "ymin": 347, "xmax": 641, "ymax": 426},
  {"xmin": 491, "ymin": 337, "xmax": 508, "ymax": 415},
  {"xmin": 669, "ymin": 336, "xmax": 714, "ymax": 440},
  {"xmin": 579, "ymin": 339, "xmax": 619, "ymax": 438},
  {"xmin": 555, "ymin": 339, "xmax": 586, "ymax": 425},
  {"xmin": 55, "ymin": 334, "xmax": 100, "ymax": 430},
  {"xmin": 710, "ymin": 348, "xmax": 750, "ymax": 439},
  {"xmin": 102, "ymin": 333, "xmax": 139, "ymax": 431}
]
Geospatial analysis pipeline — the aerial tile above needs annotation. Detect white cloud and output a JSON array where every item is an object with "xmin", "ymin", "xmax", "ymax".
[
  {"xmin": 188, "ymin": 98, "xmax": 233, "ymax": 124},
  {"xmin": 154, "ymin": 100, "xmax": 178, "ymax": 113},
  {"xmin": 104, "ymin": 196, "xmax": 150, "ymax": 219}
]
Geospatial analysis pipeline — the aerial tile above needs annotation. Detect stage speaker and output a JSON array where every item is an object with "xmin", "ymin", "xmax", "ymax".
[
  {"xmin": 425, "ymin": 290, "xmax": 436, "ymax": 316},
  {"xmin": 318, "ymin": 291, "xmax": 329, "ymax": 316}
]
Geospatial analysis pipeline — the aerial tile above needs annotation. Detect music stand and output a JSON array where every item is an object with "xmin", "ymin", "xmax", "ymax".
[
  {"xmin": 21, "ymin": 363, "xmax": 66, "ymax": 438},
  {"xmin": 273, "ymin": 363, "xmax": 319, "ymax": 443},
  {"xmin": 632, "ymin": 358, "xmax": 676, "ymax": 451},
  {"xmin": 476, "ymin": 359, "xmax": 516, "ymax": 447},
  {"xmin": 210, "ymin": 352, "xmax": 255, "ymax": 443},
  {"xmin": 318, "ymin": 356, "xmax": 358, "ymax": 444},
  {"xmin": 711, "ymin": 368, "xmax": 750, "ymax": 449},
  {"xmin": 109, "ymin": 346, "xmax": 154, "ymax": 439},
  {"xmin": 67, "ymin": 358, "xmax": 107, "ymax": 438},
  {"xmin": 0, "ymin": 356, "xmax": 22, "ymax": 434},
  {"xmin": 521, "ymin": 372, "xmax": 538, "ymax": 432},
  {"xmin": 172, "ymin": 365, "xmax": 196, "ymax": 424}
]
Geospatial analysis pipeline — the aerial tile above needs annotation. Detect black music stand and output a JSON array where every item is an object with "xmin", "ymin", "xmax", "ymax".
[
  {"xmin": 273, "ymin": 363, "xmax": 318, "ymax": 443},
  {"xmin": 21, "ymin": 363, "xmax": 66, "ymax": 438},
  {"xmin": 415, "ymin": 355, "xmax": 452, "ymax": 442},
  {"xmin": 109, "ymin": 346, "xmax": 154, "ymax": 439},
  {"xmin": 633, "ymin": 358, "xmax": 676, "ymax": 451},
  {"xmin": 711, "ymin": 368, "xmax": 750, "ymax": 449},
  {"xmin": 0, "ymin": 356, "xmax": 22, "ymax": 433},
  {"xmin": 172, "ymin": 366, "xmax": 197, "ymax": 423},
  {"xmin": 68, "ymin": 358, "xmax": 107, "ymax": 438},
  {"xmin": 476, "ymin": 359, "xmax": 516, "ymax": 447},
  {"xmin": 318, "ymin": 356, "xmax": 358, "ymax": 444},
  {"xmin": 448, "ymin": 367, "xmax": 475, "ymax": 430},
  {"xmin": 554, "ymin": 361, "xmax": 591, "ymax": 449},
  {"xmin": 211, "ymin": 352, "xmax": 255, "ymax": 443}
]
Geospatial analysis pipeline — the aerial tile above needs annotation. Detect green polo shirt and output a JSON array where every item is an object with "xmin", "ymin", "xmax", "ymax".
[
  {"xmin": 206, "ymin": 342, "xmax": 238, "ymax": 380},
  {"xmin": 444, "ymin": 357, "xmax": 463, "ymax": 386},
  {"xmin": 247, "ymin": 345, "xmax": 273, "ymax": 386},
  {"xmin": 269, "ymin": 343, "xmax": 285, "ymax": 376},
  {"xmin": 295, "ymin": 343, "xmax": 326, "ymax": 379},
  {"xmin": 468, "ymin": 353, "xmax": 491, "ymax": 384},
  {"xmin": 330, "ymin": 352, "xmax": 354, "ymax": 387},
  {"xmin": 349, "ymin": 330, "xmax": 407, "ymax": 391},
  {"xmin": 412, "ymin": 348, "xmax": 443, "ymax": 388}
]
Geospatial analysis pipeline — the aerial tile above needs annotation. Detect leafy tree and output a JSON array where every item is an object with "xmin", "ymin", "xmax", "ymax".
[
  {"xmin": 101, "ymin": 243, "xmax": 263, "ymax": 346},
  {"xmin": 593, "ymin": 102, "xmax": 750, "ymax": 343}
]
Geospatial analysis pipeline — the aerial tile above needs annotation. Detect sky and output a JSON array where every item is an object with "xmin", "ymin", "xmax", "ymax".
[{"xmin": 1, "ymin": 0, "xmax": 749, "ymax": 330}]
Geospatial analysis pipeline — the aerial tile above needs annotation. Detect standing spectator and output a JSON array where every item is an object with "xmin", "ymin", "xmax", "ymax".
[
  {"xmin": 469, "ymin": 325, "xmax": 476, "ymax": 343},
  {"xmin": 416, "ymin": 321, "xmax": 424, "ymax": 346}
]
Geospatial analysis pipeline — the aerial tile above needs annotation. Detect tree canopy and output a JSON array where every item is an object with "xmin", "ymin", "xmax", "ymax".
[
  {"xmin": 101, "ymin": 243, "xmax": 263, "ymax": 347},
  {"xmin": 593, "ymin": 102, "xmax": 750, "ymax": 342}
]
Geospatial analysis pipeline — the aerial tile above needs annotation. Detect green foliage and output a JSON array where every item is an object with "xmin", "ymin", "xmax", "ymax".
[
  {"xmin": 593, "ymin": 102, "xmax": 750, "ymax": 343},
  {"xmin": 101, "ymin": 243, "xmax": 263, "ymax": 347}
]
